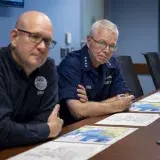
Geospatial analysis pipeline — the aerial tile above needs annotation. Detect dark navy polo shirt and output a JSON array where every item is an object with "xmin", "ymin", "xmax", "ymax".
[
  {"xmin": 0, "ymin": 46, "xmax": 58, "ymax": 148},
  {"xmin": 58, "ymin": 45, "xmax": 130, "ymax": 125}
]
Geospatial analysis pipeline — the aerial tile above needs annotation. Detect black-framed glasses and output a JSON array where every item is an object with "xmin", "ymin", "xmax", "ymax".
[
  {"xmin": 17, "ymin": 29, "xmax": 57, "ymax": 49},
  {"xmin": 90, "ymin": 36, "xmax": 117, "ymax": 52}
]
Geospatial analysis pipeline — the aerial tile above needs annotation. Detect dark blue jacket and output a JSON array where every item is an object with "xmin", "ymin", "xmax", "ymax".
[
  {"xmin": 58, "ymin": 45, "xmax": 130, "ymax": 125},
  {"xmin": 0, "ymin": 46, "xmax": 58, "ymax": 149}
]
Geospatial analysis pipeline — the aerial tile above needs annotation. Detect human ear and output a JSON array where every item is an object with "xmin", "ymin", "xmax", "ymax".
[{"xmin": 10, "ymin": 29, "xmax": 19, "ymax": 47}]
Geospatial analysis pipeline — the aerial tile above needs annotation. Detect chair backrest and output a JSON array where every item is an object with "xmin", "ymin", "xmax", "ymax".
[
  {"xmin": 142, "ymin": 52, "xmax": 160, "ymax": 89},
  {"xmin": 116, "ymin": 55, "xmax": 143, "ymax": 98}
]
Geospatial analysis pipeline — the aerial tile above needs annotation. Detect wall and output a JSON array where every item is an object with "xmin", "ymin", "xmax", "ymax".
[
  {"xmin": 81, "ymin": 0, "xmax": 104, "ymax": 41},
  {"xmin": 107, "ymin": 0, "xmax": 159, "ymax": 94},
  {"xmin": 0, "ymin": 0, "xmax": 81, "ymax": 64}
]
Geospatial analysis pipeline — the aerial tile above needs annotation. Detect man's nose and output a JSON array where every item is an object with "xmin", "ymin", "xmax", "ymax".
[
  {"xmin": 102, "ymin": 45, "xmax": 110, "ymax": 54},
  {"xmin": 37, "ymin": 40, "xmax": 47, "ymax": 50}
]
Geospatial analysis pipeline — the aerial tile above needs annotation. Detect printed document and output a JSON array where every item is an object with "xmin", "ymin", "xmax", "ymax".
[
  {"xmin": 140, "ymin": 92, "xmax": 160, "ymax": 103},
  {"xmin": 9, "ymin": 141, "xmax": 107, "ymax": 160},
  {"xmin": 9, "ymin": 125, "xmax": 138, "ymax": 160},
  {"xmin": 55, "ymin": 125, "xmax": 137, "ymax": 145},
  {"xmin": 96, "ymin": 113, "xmax": 159, "ymax": 126},
  {"xmin": 130, "ymin": 101, "xmax": 160, "ymax": 112}
]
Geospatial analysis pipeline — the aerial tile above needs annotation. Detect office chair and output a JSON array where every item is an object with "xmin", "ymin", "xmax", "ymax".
[
  {"xmin": 142, "ymin": 52, "xmax": 160, "ymax": 89},
  {"xmin": 116, "ymin": 55, "xmax": 144, "ymax": 98}
]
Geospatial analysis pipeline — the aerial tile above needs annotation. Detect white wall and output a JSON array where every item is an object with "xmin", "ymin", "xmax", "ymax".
[{"xmin": 81, "ymin": 0, "xmax": 105, "ymax": 41}]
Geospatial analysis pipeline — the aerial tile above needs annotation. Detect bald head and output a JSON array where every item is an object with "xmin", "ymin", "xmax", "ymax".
[
  {"xmin": 10, "ymin": 11, "xmax": 54, "ymax": 76},
  {"xmin": 15, "ymin": 11, "xmax": 53, "ymax": 31}
]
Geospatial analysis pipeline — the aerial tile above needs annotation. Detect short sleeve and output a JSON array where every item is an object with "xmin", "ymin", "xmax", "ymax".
[{"xmin": 58, "ymin": 56, "xmax": 81, "ymax": 101}]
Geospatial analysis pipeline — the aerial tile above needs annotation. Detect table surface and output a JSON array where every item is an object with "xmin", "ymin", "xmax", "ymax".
[{"xmin": 1, "ymin": 91, "xmax": 160, "ymax": 160}]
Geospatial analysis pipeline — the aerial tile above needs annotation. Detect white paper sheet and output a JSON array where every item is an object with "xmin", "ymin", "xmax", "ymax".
[
  {"xmin": 9, "ymin": 141, "xmax": 107, "ymax": 160},
  {"xmin": 96, "ymin": 113, "xmax": 159, "ymax": 126},
  {"xmin": 140, "ymin": 92, "xmax": 160, "ymax": 103}
]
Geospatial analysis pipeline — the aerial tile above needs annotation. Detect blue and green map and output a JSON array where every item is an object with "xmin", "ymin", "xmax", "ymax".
[
  {"xmin": 55, "ymin": 125, "xmax": 137, "ymax": 145},
  {"xmin": 130, "ymin": 102, "xmax": 160, "ymax": 112}
]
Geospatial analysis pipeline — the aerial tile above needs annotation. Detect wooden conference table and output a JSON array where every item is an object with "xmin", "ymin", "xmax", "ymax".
[{"xmin": 1, "ymin": 91, "xmax": 160, "ymax": 160}]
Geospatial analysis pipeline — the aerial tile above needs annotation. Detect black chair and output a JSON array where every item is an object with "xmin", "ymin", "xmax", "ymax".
[
  {"xmin": 142, "ymin": 52, "xmax": 160, "ymax": 89},
  {"xmin": 116, "ymin": 55, "xmax": 144, "ymax": 98}
]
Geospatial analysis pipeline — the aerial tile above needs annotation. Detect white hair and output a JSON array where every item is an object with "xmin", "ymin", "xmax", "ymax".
[{"xmin": 89, "ymin": 19, "xmax": 119, "ymax": 37}]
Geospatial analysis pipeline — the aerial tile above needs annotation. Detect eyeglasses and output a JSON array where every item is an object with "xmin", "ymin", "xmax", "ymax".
[
  {"xmin": 90, "ymin": 36, "xmax": 117, "ymax": 52},
  {"xmin": 17, "ymin": 29, "xmax": 57, "ymax": 49}
]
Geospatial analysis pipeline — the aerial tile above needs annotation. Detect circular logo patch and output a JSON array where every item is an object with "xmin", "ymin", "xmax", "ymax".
[{"xmin": 35, "ymin": 76, "xmax": 47, "ymax": 90}]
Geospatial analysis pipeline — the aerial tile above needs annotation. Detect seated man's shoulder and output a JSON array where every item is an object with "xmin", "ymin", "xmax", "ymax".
[
  {"xmin": 0, "ymin": 47, "xmax": 10, "ymax": 59},
  {"xmin": 0, "ymin": 47, "xmax": 12, "ymax": 69},
  {"xmin": 58, "ymin": 50, "xmax": 81, "ymax": 70}
]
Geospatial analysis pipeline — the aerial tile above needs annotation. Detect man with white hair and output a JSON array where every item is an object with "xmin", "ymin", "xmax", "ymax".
[{"xmin": 58, "ymin": 19, "xmax": 134, "ymax": 125}]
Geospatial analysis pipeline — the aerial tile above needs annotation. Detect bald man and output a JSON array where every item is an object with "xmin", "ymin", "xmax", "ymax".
[{"xmin": 0, "ymin": 11, "xmax": 63, "ymax": 149}]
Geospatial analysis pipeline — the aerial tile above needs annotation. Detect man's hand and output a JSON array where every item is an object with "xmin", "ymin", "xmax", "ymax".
[
  {"xmin": 116, "ymin": 95, "xmax": 135, "ymax": 112},
  {"xmin": 115, "ymin": 93, "xmax": 130, "ymax": 100},
  {"xmin": 77, "ymin": 84, "xmax": 88, "ymax": 103},
  {"xmin": 47, "ymin": 104, "xmax": 63, "ymax": 138}
]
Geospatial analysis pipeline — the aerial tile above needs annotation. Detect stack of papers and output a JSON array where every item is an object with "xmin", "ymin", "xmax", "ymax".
[{"xmin": 9, "ymin": 125, "xmax": 137, "ymax": 160}]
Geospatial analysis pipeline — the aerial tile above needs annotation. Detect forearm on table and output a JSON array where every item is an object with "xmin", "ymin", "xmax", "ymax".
[{"xmin": 67, "ymin": 100, "xmax": 122, "ymax": 120}]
